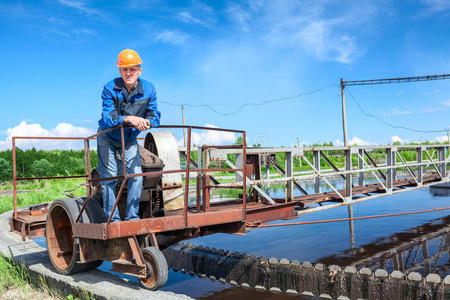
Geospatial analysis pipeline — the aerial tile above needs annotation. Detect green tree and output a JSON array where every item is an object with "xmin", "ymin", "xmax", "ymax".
[
  {"xmin": 30, "ymin": 159, "xmax": 53, "ymax": 177},
  {"xmin": 0, "ymin": 157, "xmax": 12, "ymax": 181},
  {"xmin": 234, "ymin": 136, "xmax": 243, "ymax": 145}
]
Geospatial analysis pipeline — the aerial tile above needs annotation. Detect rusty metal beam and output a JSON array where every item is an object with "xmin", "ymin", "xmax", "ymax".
[{"xmin": 73, "ymin": 208, "xmax": 245, "ymax": 240}]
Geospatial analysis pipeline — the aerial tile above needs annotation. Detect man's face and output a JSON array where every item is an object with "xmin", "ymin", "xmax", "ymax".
[{"xmin": 119, "ymin": 66, "xmax": 142, "ymax": 88}]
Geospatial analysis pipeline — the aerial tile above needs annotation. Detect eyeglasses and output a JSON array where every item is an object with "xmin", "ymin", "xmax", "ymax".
[{"xmin": 120, "ymin": 67, "xmax": 141, "ymax": 74}]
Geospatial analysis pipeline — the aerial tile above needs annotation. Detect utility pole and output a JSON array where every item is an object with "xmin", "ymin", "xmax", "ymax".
[
  {"xmin": 447, "ymin": 127, "xmax": 450, "ymax": 145},
  {"xmin": 296, "ymin": 137, "xmax": 302, "ymax": 167},
  {"xmin": 340, "ymin": 73, "xmax": 450, "ymax": 147},
  {"xmin": 340, "ymin": 78, "xmax": 348, "ymax": 147},
  {"xmin": 181, "ymin": 105, "xmax": 187, "ymax": 147}
]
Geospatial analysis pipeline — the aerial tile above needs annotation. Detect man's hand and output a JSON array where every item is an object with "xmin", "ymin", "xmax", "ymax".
[{"xmin": 124, "ymin": 116, "xmax": 151, "ymax": 131}]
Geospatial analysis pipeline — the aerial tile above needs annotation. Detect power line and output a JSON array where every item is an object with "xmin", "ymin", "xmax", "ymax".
[
  {"xmin": 159, "ymin": 84, "xmax": 337, "ymax": 116},
  {"xmin": 342, "ymin": 74, "xmax": 450, "ymax": 87},
  {"xmin": 346, "ymin": 87, "xmax": 447, "ymax": 133}
]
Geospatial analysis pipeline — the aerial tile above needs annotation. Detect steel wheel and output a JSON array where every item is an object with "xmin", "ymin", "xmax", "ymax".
[
  {"xmin": 139, "ymin": 246, "xmax": 168, "ymax": 290},
  {"xmin": 45, "ymin": 197, "xmax": 104, "ymax": 274}
]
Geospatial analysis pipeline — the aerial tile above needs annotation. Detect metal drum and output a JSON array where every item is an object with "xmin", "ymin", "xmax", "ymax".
[{"xmin": 144, "ymin": 131, "xmax": 184, "ymax": 212}]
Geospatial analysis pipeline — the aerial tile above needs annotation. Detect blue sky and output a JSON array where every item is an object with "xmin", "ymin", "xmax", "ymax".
[{"xmin": 0, "ymin": 0, "xmax": 449, "ymax": 150}]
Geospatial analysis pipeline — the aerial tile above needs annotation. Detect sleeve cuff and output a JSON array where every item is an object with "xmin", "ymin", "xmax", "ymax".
[{"xmin": 118, "ymin": 116, "xmax": 126, "ymax": 124}]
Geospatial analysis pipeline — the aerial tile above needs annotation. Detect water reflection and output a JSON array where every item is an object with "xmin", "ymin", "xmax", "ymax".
[
  {"xmin": 430, "ymin": 183, "xmax": 450, "ymax": 197},
  {"xmin": 317, "ymin": 214, "xmax": 450, "ymax": 276}
]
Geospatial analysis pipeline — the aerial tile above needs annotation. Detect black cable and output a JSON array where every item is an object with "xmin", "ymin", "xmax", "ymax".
[
  {"xmin": 346, "ymin": 87, "xmax": 446, "ymax": 133},
  {"xmin": 159, "ymin": 84, "xmax": 337, "ymax": 116}
]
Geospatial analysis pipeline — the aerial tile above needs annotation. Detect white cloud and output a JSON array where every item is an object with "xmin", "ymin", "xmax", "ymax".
[
  {"xmin": 435, "ymin": 135, "xmax": 449, "ymax": 143},
  {"xmin": 381, "ymin": 108, "xmax": 413, "ymax": 117},
  {"xmin": 0, "ymin": 121, "xmax": 95, "ymax": 150},
  {"xmin": 177, "ymin": 124, "xmax": 236, "ymax": 147},
  {"xmin": 442, "ymin": 99, "xmax": 450, "ymax": 107},
  {"xmin": 176, "ymin": 11, "xmax": 209, "ymax": 27},
  {"xmin": 421, "ymin": 0, "xmax": 450, "ymax": 12},
  {"xmin": 334, "ymin": 136, "xmax": 373, "ymax": 146},
  {"xmin": 334, "ymin": 139, "xmax": 344, "ymax": 146},
  {"xmin": 175, "ymin": 1, "xmax": 215, "ymax": 27},
  {"xmin": 226, "ymin": 3, "xmax": 251, "ymax": 32},
  {"xmin": 349, "ymin": 137, "xmax": 372, "ymax": 146},
  {"xmin": 177, "ymin": 12, "xmax": 200, "ymax": 24},
  {"xmin": 245, "ymin": 0, "xmax": 381, "ymax": 64},
  {"xmin": 154, "ymin": 30, "xmax": 189, "ymax": 45},
  {"xmin": 128, "ymin": 0, "xmax": 164, "ymax": 10},
  {"xmin": 73, "ymin": 28, "xmax": 96, "ymax": 35},
  {"xmin": 420, "ymin": 107, "xmax": 446, "ymax": 113},
  {"xmin": 396, "ymin": 90, "xmax": 404, "ymax": 95},
  {"xmin": 379, "ymin": 101, "xmax": 448, "ymax": 116},
  {"xmin": 295, "ymin": 22, "xmax": 357, "ymax": 64},
  {"xmin": 391, "ymin": 135, "xmax": 410, "ymax": 144},
  {"xmin": 57, "ymin": 0, "xmax": 102, "ymax": 16}
]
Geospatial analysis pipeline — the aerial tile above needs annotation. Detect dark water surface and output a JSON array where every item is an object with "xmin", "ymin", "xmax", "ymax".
[{"xmin": 35, "ymin": 185, "xmax": 449, "ymax": 299}]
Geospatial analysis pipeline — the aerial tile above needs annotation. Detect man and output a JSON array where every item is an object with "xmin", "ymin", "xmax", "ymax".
[{"xmin": 97, "ymin": 49, "xmax": 160, "ymax": 222}]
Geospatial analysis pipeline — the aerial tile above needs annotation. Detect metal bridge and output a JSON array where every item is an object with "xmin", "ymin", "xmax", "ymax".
[{"xmin": 179, "ymin": 142, "xmax": 450, "ymax": 218}]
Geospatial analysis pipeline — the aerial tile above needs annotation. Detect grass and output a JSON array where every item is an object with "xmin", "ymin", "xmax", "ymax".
[
  {"xmin": 0, "ymin": 254, "xmax": 59, "ymax": 299},
  {"xmin": 0, "ymin": 179, "xmax": 98, "ymax": 299},
  {"xmin": 0, "ymin": 178, "xmax": 86, "ymax": 214},
  {"xmin": 0, "ymin": 254, "xmax": 96, "ymax": 299},
  {"xmin": 0, "ymin": 255, "xmax": 31, "ymax": 291}
]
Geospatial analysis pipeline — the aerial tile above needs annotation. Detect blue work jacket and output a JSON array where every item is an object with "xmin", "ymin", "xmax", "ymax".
[{"xmin": 98, "ymin": 77, "xmax": 161, "ymax": 141}]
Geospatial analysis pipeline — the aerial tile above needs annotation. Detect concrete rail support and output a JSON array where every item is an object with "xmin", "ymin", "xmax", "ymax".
[
  {"xmin": 285, "ymin": 151, "xmax": 294, "ymax": 202},
  {"xmin": 418, "ymin": 147, "xmax": 423, "ymax": 185},
  {"xmin": 314, "ymin": 150, "xmax": 321, "ymax": 194},
  {"xmin": 358, "ymin": 149, "xmax": 364, "ymax": 186},
  {"xmin": 345, "ymin": 149, "xmax": 352, "ymax": 201},
  {"xmin": 386, "ymin": 148, "xmax": 393, "ymax": 193},
  {"xmin": 164, "ymin": 244, "xmax": 450, "ymax": 300},
  {"xmin": 438, "ymin": 147, "xmax": 446, "ymax": 178},
  {"xmin": 392, "ymin": 149, "xmax": 397, "ymax": 181}
]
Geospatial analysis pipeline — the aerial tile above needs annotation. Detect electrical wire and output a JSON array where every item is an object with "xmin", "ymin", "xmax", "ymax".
[
  {"xmin": 159, "ymin": 84, "xmax": 337, "ymax": 116},
  {"xmin": 160, "ymin": 83, "xmax": 446, "ymax": 133},
  {"xmin": 346, "ymin": 87, "xmax": 447, "ymax": 133}
]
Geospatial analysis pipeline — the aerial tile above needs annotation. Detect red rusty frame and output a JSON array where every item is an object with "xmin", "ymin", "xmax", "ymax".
[
  {"xmin": 11, "ymin": 136, "xmax": 91, "ymax": 236},
  {"xmin": 10, "ymin": 204, "xmax": 48, "ymax": 241},
  {"xmin": 73, "ymin": 208, "xmax": 245, "ymax": 240},
  {"xmin": 77, "ymin": 125, "xmax": 247, "ymax": 228},
  {"xmin": 11, "ymin": 124, "xmax": 248, "ymax": 241}
]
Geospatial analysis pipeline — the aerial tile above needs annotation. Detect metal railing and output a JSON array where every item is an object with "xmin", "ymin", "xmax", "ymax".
[
  {"xmin": 189, "ymin": 144, "xmax": 449, "ymax": 215},
  {"xmin": 75, "ymin": 125, "xmax": 247, "ymax": 227},
  {"xmin": 10, "ymin": 131, "xmax": 449, "ymax": 226},
  {"xmin": 11, "ymin": 125, "xmax": 247, "ymax": 227}
]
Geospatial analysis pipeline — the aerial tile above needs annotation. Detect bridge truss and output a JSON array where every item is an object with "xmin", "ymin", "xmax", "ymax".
[{"xmin": 181, "ymin": 143, "xmax": 450, "ymax": 217}]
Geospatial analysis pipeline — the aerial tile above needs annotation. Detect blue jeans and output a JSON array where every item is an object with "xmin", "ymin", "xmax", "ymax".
[{"xmin": 97, "ymin": 133, "xmax": 142, "ymax": 222}]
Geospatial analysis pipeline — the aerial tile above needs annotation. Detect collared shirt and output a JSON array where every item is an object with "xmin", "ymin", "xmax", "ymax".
[{"xmin": 98, "ymin": 77, "xmax": 161, "ymax": 142}]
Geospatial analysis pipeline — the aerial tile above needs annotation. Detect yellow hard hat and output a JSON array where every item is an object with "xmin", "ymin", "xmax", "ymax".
[{"xmin": 116, "ymin": 49, "xmax": 143, "ymax": 67}]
